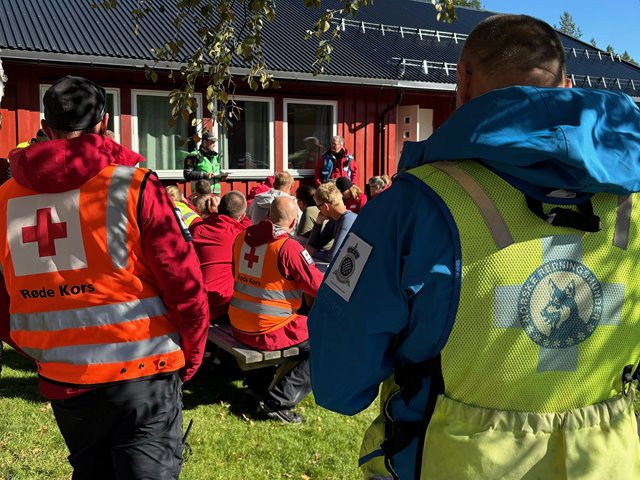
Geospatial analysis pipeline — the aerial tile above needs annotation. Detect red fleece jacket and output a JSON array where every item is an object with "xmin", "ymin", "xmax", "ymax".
[
  {"xmin": 0, "ymin": 135, "xmax": 209, "ymax": 399},
  {"xmin": 190, "ymin": 213, "xmax": 252, "ymax": 319}
]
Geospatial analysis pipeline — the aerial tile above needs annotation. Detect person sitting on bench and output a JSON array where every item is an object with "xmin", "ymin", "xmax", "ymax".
[{"xmin": 229, "ymin": 197, "xmax": 323, "ymax": 423}]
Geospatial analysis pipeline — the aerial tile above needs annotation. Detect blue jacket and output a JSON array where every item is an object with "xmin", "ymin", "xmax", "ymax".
[{"xmin": 308, "ymin": 86, "xmax": 640, "ymax": 479}]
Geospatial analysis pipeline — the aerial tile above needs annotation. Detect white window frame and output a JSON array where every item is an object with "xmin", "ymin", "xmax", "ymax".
[
  {"xmin": 131, "ymin": 89, "xmax": 203, "ymax": 179},
  {"xmin": 219, "ymin": 95, "xmax": 275, "ymax": 179},
  {"xmin": 283, "ymin": 98, "xmax": 338, "ymax": 177},
  {"xmin": 39, "ymin": 84, "xmax": 121, "ymax": 142}
]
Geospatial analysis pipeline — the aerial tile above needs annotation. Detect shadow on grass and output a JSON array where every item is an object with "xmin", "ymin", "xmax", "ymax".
[
  {"xmin": 182, "ymin": 351, "xmax": 266, "ymax": 419},
  {"xmin": 0, "ymin": 376, "xmax": 43, "ymax": 402},
  {"xmin": 1, "ymin": 345, "xmax": 36, "ymax": 373}
]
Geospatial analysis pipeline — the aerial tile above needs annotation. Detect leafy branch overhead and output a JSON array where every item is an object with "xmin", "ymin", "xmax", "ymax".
[{"xmin": 95, "ymin": 0, "xmax": 460, "ymax": 136}]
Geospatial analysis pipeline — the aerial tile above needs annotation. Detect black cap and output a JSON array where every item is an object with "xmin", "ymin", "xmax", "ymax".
[
  {"xmin": 43, "ymin": 76, "xmax": 106, "ymax": 131},
  {"xmin": 335, "ymin": 176, "xmax": 353, "ymax": 192},
  {"xmin": 202, "ymin": 131, "xmax": 217, "ymax": 142}
]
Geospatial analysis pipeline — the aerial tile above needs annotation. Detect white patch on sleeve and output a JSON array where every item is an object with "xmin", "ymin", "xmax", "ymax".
[
  {"xmin": 301, "ymin": 249, "xmax": 314, "ymax": 266},
  {"xmin": 325, "ymin": 233, "xmax": 372, "ymax": 302}
]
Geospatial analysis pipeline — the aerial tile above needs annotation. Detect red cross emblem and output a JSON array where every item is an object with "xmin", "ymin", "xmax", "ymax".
[
  {"xmin": 22, "ymin": 208, "xmax": 68, "ymax": 257},
  {"xmin": 244, "ymin": 246, "xmax": 260, "ymax": 268}
]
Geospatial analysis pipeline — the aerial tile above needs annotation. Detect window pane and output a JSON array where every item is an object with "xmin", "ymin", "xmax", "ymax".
[
  {"xmin": 106, "ymin": 93, "xmax": 115, "ymax": 134},
  {"xmin": 136, "ymin": 95, "xmax": 190, "ymax": 170},
  {"xmin": 224, "ymin": 100, "xmax": 270, "ymax": 170},
  {"xmin": 287, "ymin": 103, "xmax": 332, "ymax": 169}
]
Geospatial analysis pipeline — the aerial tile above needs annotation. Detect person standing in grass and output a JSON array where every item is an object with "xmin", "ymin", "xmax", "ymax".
[
  {"xmin": 309, "ymin": 14, "xmax": 640, "ymax": 480},
  {"xmin": 0, "ymin": 75, "xmax": 209, "ymax": 479}
]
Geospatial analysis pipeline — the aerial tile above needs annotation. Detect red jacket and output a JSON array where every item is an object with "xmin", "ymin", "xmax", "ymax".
[
  {"xmin": 190, "ymin": 212, "xmax": 252, "ymax": 320},
  {"xmin": 0, "ymin": 135, "xmax": 209, "ymax": 399},
  {"xmin": 314, "ymin": 148, "xmax": 358, "ymax": 186},
  {"xmin": 345, "ymin": 193, "xmax": 367, "ymax": 214}
]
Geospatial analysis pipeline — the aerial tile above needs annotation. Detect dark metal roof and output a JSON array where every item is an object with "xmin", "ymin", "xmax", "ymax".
[{"xmin": 1, "ymin": 0, "xmax": 639, "ymax": 97}]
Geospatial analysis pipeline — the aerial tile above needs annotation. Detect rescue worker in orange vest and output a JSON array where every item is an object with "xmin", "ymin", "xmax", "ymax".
[
  {"xmin": 229, "ymin": 196, "xmax": 324, "ymax": 423},
  {"xmin": 0, "ymin": 75, "xmax": 209, "ymax": 479}
]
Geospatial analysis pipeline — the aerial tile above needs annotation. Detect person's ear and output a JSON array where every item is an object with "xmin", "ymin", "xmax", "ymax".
[
  {"xmin": 563, "ymin": 76, "xmax": 573, "ymax": 89},
  {"xmin": 41, "ymin": 119, "xmax": 53, "ymax": 139},
  {"xmin": 456, "ymin": 62, "xmax": 473, "ymax": 108},
  {"xmin": 99, "ymin": 113, "xmax": 109, "ymax": 135}
]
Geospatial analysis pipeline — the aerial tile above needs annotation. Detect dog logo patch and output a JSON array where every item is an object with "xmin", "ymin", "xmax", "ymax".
[{"xmin": 518, "ymin": 260, "xmax": 602, "ymax": 349}]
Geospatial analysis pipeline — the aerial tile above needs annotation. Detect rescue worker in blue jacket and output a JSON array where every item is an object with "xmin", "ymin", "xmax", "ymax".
[{"xmin": 308, "ymin": 14, "xmax": 640, "ymax": 480}]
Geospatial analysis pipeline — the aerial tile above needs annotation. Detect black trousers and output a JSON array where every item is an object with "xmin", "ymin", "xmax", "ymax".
[
  {"xmin": 263, "ymin": 341, "xmax": 311, "ymax": 410},
  {"xmin": 51, "ymin": 374, "xmax": 183, "ymax": 480}
]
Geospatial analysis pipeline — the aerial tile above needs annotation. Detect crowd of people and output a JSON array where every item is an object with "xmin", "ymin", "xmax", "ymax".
[
  {"xmin": 2, "ymin": 12, "xmax": 640, "ymax": 480},
  {"xmin": 167, "ymin": 165, "xmax": 389, "ymax": 425}
]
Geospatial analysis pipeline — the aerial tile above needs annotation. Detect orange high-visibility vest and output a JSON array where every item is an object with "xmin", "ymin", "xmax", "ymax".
[
  {"xmin": 229, "ymin": 231, "xmax": 303, "ymax": 334},
  {"xmin": 0, "ymin": 165, "xmax": 184, "ymax": 386}
]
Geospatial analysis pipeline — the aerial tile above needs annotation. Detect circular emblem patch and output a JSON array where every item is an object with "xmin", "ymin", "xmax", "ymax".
[
  {"xmin": 517, "ymin": 260, "xmax": 602, "ymax": 349},
  {"xmin": 333, "ymin": 245, "xmax": 359, "ymax": 285},
  {"xmin": 340, "ymin": 256, "xmax": 355, "ymax": 277}
]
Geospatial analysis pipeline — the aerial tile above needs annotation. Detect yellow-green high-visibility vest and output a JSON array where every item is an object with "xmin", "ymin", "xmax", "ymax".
[{"xmin": 409, "ymin": 160, "xmax": 640, "ymax": 479}]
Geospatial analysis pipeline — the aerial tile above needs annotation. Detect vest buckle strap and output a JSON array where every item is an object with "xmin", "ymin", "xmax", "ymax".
[
  {"xmin": 381, "ymin": 390, "xmax": 425, "ymax": 480},
  {"xmin": 622, "ymin": 364, "xmax": 635, "ymax": 396},
  {"xmin": 525, "ymin": 195, "xmax": 601, "ymax": 232}
]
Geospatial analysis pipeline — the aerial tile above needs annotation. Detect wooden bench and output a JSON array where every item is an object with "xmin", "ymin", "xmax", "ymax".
[{"xmin": 207, "ymin": 323, "xmax": 302, "ymax": 371}]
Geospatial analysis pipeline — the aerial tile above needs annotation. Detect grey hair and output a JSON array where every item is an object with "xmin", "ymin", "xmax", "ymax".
[{"xmin": 331, "ymin": 135, "xmax": 344, "ymax": 146}]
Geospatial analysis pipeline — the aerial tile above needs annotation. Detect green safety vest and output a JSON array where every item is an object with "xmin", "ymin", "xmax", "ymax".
[
  {"xmin": 189, "ymin": 149, "xmax": 221, "ymax": 195},
  {"xmin": 361, "ymin": 160, "xmax": 640, "ymax": 480}
]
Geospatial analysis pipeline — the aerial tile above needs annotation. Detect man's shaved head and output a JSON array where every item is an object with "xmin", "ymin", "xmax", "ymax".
[
  {"xmin": 269, "ymin": 197, "xmax": 298, "ymax": 230},
  {"xmin": 457, "ymin": 14, "xmax": 569, "ymax": 106}
]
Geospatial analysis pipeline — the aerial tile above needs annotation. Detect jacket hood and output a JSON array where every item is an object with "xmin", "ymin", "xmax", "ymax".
[
  {"xmin": 8, "ymin": 134, "xmax": 144, "ymax": 193},
  {"xmin": 399, "ymin": 86, "xmax": 640, "ymax": 195},
  {"xmin": 252, "ymin": 189, "xmax": 294, "ymax": 209},
  {"xmin": 245, "ymin": 220, "xmax": 288, "ymax": 247}
]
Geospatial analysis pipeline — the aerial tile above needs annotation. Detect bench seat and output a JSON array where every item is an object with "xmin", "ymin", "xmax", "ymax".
[{"xmin": 207, "ymin": 323, "xmax": 301, "ymax": 371}]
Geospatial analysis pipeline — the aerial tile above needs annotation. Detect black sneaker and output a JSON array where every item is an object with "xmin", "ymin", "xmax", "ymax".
[{"xmin": 257, "ymin": 401, "xmax": 303, "ymax": 424}]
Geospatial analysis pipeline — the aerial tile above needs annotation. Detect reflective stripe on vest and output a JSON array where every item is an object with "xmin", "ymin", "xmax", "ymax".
[
  {"xmin": 10, "ymin": 296, "xmax": 166, "ymax": 332},
  {"xmin": 229, "ymin": 296, "xmax": 294, "ymax": 317},
  {"xmin": 21, "ymin": 332, "xmax": 181, "ymax": 365},
  {"xmin": 106, "ymin": 165, "xmax": 136, "ymax": 269},
  {"xmin": 234, "ymin": 281, "xmax": 302, "ymax": 301}
]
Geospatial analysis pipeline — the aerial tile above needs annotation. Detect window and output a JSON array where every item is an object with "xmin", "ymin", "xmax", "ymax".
[
  {"xmin": 283, "ymin": 99, "xmax": 337, "ymax": 175},
  {"xmin": 39, "ymin": 85, "xmax": 121, "ymax": 141},
  {"xmin": 131, "ymin": 90, "xmax": 202, "ymax": 176},
  {"xmin": 218, "ymin": 96, "xmax": 274, "ymax": 177}
]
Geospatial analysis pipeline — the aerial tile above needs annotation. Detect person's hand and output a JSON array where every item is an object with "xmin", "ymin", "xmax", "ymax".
[
  {"xmin": 207, "ymin": 172, "xmax": 215, "ymax": 179},
  {"xmin": 207, "ymin": 195, "xmax": 221, "ymax": 213}
]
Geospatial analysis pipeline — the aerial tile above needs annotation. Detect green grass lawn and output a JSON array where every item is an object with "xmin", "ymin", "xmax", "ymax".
[{"xmin": 0, "ymin": 346, "xmax": 377, "ymax": 480}]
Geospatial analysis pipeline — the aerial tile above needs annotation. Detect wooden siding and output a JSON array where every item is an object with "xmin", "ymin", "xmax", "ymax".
[{"xmin": 0, "ymin": 60, "xmax": 455, "ymax": 194}]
